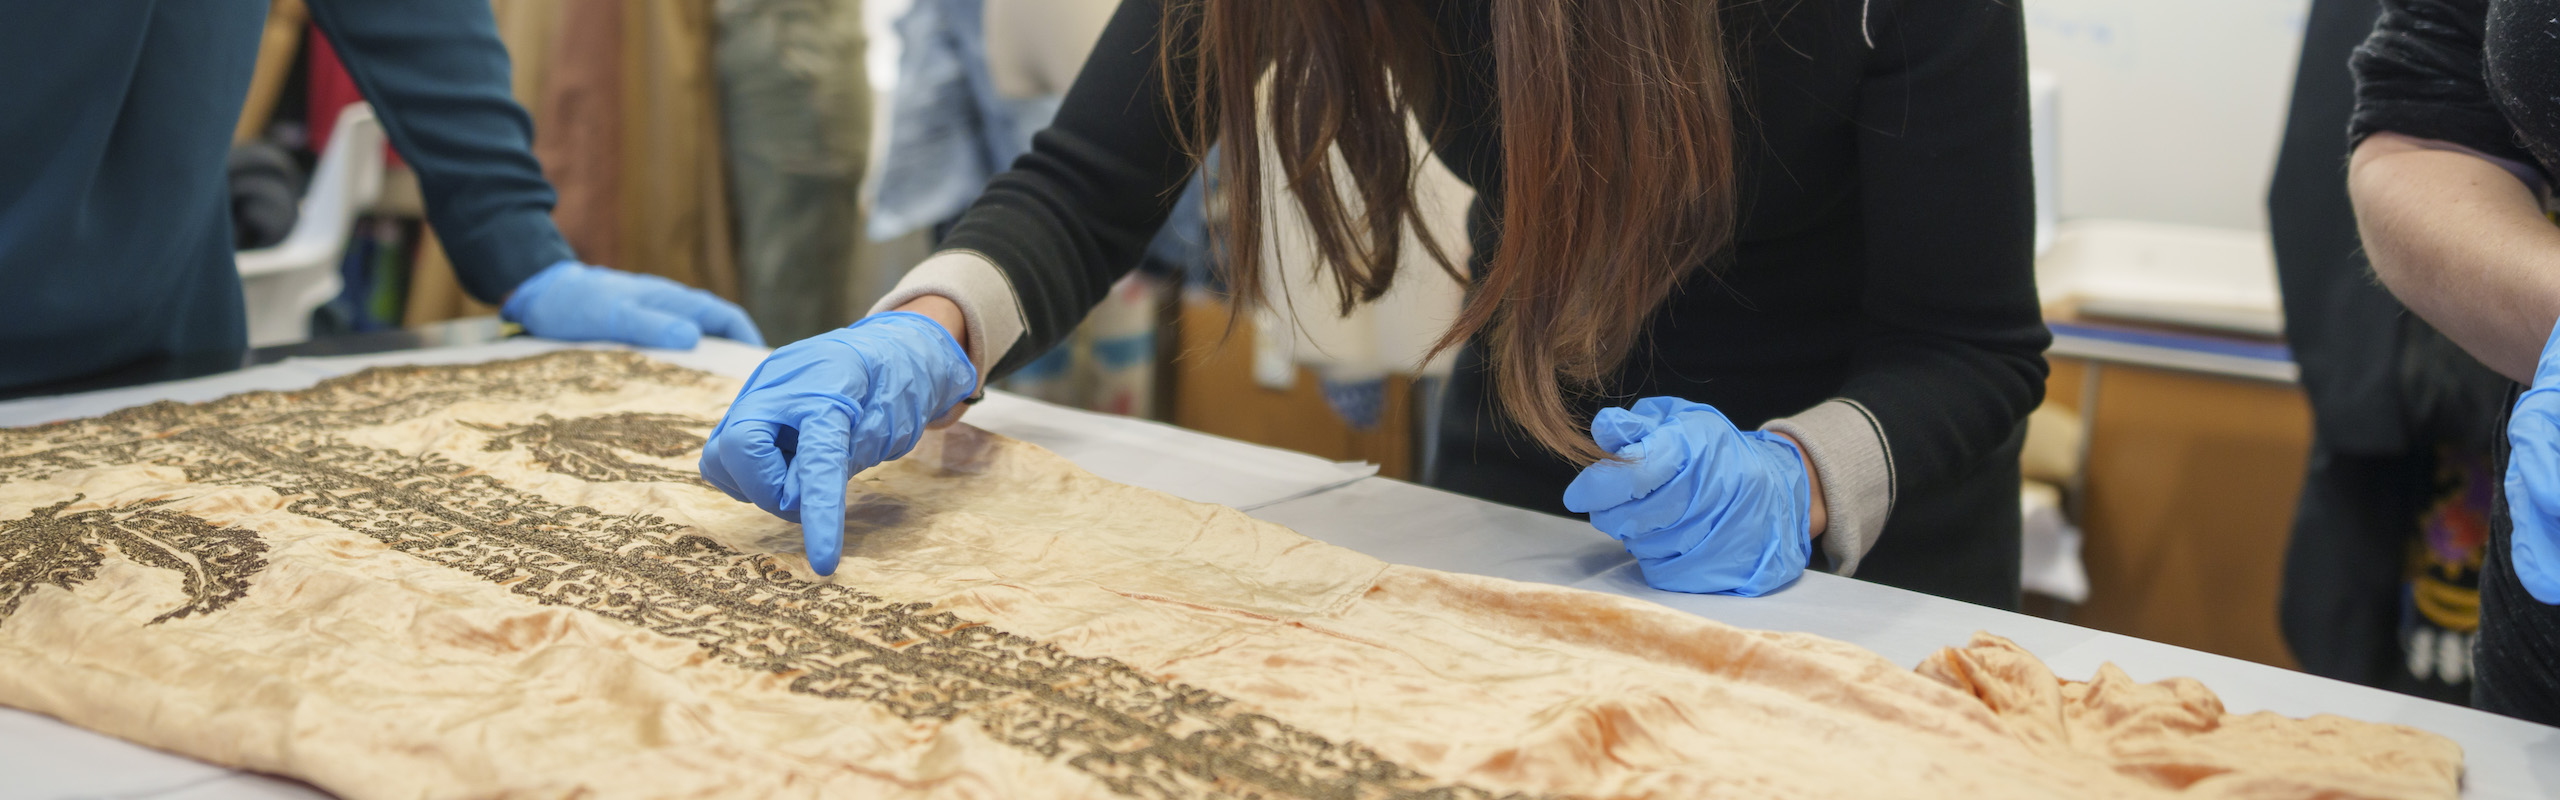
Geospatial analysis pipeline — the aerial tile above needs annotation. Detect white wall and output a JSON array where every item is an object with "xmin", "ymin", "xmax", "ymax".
[
  {"xmin": 870, "ymin": 0, "xmax": 2316, "ymax": 233},
  {"xmin": 2024, "ymin": 0, "xmax": 2311, "ymax": 232}
]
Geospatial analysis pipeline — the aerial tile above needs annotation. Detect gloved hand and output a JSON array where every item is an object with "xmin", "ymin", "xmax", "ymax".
[
  {"xmin": 1562, "ymin": 396, "xmax": 1814, "ymax": 596},
  {"xmin": 699, "ymin": 312, "xmax": 978, "ymax": 575},
  {"xmin": 2501, "ymin": 320, "xmax": 2560, "ymax": 604},
  {"xmin": 502, "ymin": 261, "xmax": 765, "ymax": 349}
]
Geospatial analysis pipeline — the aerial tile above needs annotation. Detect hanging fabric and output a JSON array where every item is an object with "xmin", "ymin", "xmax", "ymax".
[
  {"xmin": 404, "ymin": 0, "xmax": 743, "ymax": 330},
  {"xmin": 617, "ymin": 0, "xmax": 742, "ymax": 301},
  {"xmin": 714, "ymin": 0, "xmax": 873, "ymax": 345}
]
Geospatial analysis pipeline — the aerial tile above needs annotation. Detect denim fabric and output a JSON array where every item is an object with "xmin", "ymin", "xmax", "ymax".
[
  {"xmin": 867, "ymin": 0, "xmax": 1016, "ymax": 243},
  {"xmin": 869, "ymin": 0, "xmax": 1209, "ymax": 278}
]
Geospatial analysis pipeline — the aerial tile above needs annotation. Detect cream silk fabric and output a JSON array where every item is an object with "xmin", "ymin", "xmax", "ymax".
[{"xmin": 0, "ymin": 352, "xmax": 2460, "ymax": 799}]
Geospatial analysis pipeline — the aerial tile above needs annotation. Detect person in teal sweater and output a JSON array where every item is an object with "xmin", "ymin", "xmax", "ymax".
[{"xmin": 0, "ymin": 1, "xmax": 762, "ymax": 399}]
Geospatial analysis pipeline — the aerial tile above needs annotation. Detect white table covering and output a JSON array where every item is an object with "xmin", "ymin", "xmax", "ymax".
[{"xmin": 0, "ymin": 341, "xmax": 2551, "ymax": 799}]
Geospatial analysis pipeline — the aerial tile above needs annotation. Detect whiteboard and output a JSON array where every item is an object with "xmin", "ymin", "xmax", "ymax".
[{"xmin": 2024, "ymin": 0, "xmax": 2313, "ymax": 232}]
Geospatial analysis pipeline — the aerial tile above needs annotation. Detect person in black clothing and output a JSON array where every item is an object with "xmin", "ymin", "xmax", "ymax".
[
  {"xmin": 700, "ymin": 0, "xmax": 2049, "ymax": 609},
  {"xmin": 2273, "ymin": 0, "xmax": 2509, "ymax": 705},
  {"xmin": 2348, "ymin": 0, "xmax": 2560, "ymax": 725}
]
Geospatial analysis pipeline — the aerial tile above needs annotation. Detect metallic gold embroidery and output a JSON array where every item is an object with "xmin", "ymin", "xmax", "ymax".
[
  {"xmin": 0, "ymin": 352, "xmax": 1533, "ymax": 800},
  {"xmin": 0, "ymin": 496, "xmax": 268, "ymax": 625},
  {"xmin": 464, "ymin": 412, "xmax": 714, "ymax": 486}
]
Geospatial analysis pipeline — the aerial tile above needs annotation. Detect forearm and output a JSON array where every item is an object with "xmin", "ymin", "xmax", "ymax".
[
  {"xmin": 2353, "ymin": 131, "xmax": 2560, "ymax": 382},
  {"xmin": 306, "ymin": 0, "xmax": 568, "ymax": 302}
]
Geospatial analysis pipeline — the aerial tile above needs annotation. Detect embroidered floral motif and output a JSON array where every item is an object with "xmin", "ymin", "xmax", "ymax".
[
  {"xmin": 0, "ymin": 496, "xmax": 267, "ymax": 625},
  {"xmin": 465, "ymin": 412, "xmax": 714, "ymax": 486},
  {"xmin": 0, "ymin": 352, "xmax": 1532, "ymax": 800}
]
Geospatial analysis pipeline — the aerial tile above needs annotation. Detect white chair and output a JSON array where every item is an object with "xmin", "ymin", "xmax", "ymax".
[{"xmin": 236, "ymin": 102, "xmax": 387, "ymax": 348}]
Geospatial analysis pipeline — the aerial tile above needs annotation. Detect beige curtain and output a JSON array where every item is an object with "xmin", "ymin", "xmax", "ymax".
[
  {"xmin": 407, "ymin": 0, "xmax": 738, "ymax": 326},
  {"xmin": 617, "ymin": 0, "xmax": 740, "ymax": 300}
]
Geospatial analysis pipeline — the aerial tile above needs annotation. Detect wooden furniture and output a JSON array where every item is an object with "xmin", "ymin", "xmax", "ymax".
[
  {"xmin": 2046, "ymin": 355, "xmax": 2313, "ymax": 670},
  {"xmin": 1169, "ymin": 296, "xmax": 1421, "ymax": 481}
]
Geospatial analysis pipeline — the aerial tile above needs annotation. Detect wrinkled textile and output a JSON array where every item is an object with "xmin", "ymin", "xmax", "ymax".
[{"xmin": 0, "ymin": 352, "xmax": 2462, "ymax": 798}]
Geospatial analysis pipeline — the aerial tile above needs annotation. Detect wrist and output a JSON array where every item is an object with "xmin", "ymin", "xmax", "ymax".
[
  {"xmin": 894, "ymin": 295, "xmax": 971, "ymax": 358},
  {"xmin": 499, "ymin": 260, "xmax": 584, "ymax": 322},
  {"xmin": 852, "ymin": 307, "xmax": 980, "ymax": 411},
  {"xmin": 1770, "ymin": 430, "xmax": 1826, "ymax": 539}
]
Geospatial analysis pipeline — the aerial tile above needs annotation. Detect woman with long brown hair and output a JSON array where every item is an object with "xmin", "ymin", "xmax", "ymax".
[{"xmin": 701, "ymin": 0, "xmax": 2049, "ymax": 609}]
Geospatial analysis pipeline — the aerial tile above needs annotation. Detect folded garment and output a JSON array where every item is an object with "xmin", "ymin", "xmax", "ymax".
[{"xmin": 0, "ymin": 351, "xmax": 2461, "ymax": 798}]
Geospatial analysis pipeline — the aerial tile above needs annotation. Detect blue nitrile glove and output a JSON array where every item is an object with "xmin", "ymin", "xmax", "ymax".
[
  {"xmin": 1562, "ymin": 396, "xmax": 1814, "ymax": 596},
  {"xmin": 2501, "ymin": 320, "xmax": 2560, "ymax": 604},
  {"xmin": 699, "ymin": 312, "xmax": 977, "ymax": 575},
  {"xmin": 502, "ymin": 261, "xmax": 765, "ymax": 349}
]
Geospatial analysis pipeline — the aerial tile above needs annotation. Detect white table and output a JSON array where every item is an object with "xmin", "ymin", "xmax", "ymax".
[{"xmin": 2, "ymin": 341, "xmax": 2552, "ymax": 799}]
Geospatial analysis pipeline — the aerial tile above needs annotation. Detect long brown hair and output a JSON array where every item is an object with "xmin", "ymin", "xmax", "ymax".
[{"xmin": 1167, "ymin": 0, "xmax": 1741, "ymax": 465}]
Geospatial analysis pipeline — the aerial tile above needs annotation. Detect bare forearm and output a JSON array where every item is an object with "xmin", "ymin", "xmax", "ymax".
[{"xmin": 2352, "ymin": 132, "xmax": 2560, "ymax": 382}]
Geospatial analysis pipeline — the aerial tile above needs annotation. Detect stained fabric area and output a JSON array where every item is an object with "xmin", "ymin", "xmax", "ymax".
[{"xmin": 0, "ymin": 352, "xmax": 2463, "ymax": 798}]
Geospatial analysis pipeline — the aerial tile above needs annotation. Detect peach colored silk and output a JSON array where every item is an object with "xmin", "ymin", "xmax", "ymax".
[{"xmin": 0, "ymin": 352, "xmax": 2459, "ymax": 799}]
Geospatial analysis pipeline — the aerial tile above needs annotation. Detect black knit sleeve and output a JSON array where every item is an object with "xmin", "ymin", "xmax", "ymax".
[
  {"xmin": 1842, "ymin": 0, "xmax": 2052, "ymax": 496},
  {"xmin": 2350, "ymin": 0, "xmax": 2537, "ymax": 169},
  {"xmin": 937, "ymin": 0, "xmax": 1203, "ymax": 380}
]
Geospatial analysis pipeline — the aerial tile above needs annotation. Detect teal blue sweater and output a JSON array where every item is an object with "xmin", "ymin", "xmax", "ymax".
[{"xmin": 0, "ymin": 0, "xmax": 571, "ymax": 395}]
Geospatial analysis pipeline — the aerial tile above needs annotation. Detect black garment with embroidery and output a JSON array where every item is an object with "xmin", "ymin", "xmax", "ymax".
[{"xmin": 2351, "ymin": 0, "xmax": 2560, "ymax": 725}]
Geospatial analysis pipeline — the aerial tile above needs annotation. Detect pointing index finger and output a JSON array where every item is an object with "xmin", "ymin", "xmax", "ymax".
[{"xmin": 787, "ymin": 405, "xmax": 859, "ymax": 576}]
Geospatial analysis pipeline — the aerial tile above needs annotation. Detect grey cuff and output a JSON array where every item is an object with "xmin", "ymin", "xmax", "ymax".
[
  {"xmin": 1761, "ymin": 399, "xmax": 1897, "ymax": 578},
  {"xmin": 869, "ymin": 250, "xmax": 1027, "ymax": 388}
]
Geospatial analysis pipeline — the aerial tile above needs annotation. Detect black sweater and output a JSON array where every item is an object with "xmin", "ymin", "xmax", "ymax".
[
  {"xmin": 2348, "ymin": 0, "xmax": 2560, "ymax": 729},
  {"xmin": 916, "ymin": 0, "xmax": 2049, "ymax": 604},
  {"xmin": 2349, "ymin": 0, "xmax": 2546, "ymax": 177}
]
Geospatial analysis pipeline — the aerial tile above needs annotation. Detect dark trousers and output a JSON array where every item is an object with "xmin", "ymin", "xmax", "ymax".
[
  {"xmin": 2282, "ymin": 311, "xmax": 2511, "ymax": 703},
  {"xmin": 2279, "ymin": 443, "xmax": 2470, "ymax": 703},
  {"xmin": 2481, "ymin": 399, "xmax": 2560, "ymax": 726}
]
